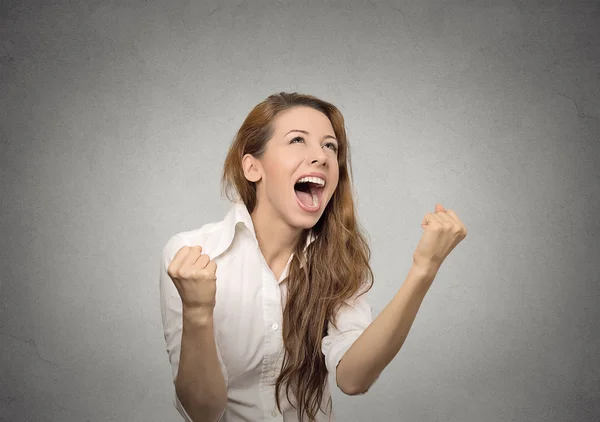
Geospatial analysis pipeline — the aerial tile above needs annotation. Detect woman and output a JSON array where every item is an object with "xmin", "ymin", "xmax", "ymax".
[{"xmin": 159, "ymin": 92, "xmax": 467, "ymax": 422}]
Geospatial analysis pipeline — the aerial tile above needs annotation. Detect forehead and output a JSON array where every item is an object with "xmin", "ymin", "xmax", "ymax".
[{"xmin": 273, "ymin": 106, "xmax": 334, "ymax": 135}]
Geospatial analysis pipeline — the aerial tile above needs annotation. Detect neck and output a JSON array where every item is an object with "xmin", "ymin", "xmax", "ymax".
[{"xmin": 250, "ymin": 200, "xmax": 301, "ymax": 270}]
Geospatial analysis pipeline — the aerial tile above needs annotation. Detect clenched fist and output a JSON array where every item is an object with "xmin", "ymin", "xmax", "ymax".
[
  {"xmin": 167, "ymin": 245, "xmax": 218, "ymax": 311},
  {"xmin": 413, "ymin": 204, "xmax": 467, "ymax": 273}
]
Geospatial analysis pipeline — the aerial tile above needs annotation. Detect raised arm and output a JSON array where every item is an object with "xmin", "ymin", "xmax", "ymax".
[
  {"xmin": 160, "ymin": 235, "xmax": 227, "ymax": 422},
  {"xmin": 176, "ymin": 308, "xmax": 227, "ymax": 422},
  {"xmin": 336, "ymin": 204, "xmax": 467, "ymax": 394}
]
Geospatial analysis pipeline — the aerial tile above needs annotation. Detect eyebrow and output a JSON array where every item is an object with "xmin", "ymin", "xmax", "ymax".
[{"xmin": 285, "ymin": 129, "xmax": 338, "ymax": 142}]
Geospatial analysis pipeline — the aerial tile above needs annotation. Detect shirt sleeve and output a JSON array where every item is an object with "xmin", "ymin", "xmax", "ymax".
[
  {"xmin": 321, "ymin": 281, "xmax": 373, "ymax": 391},
  {"xmin": 159, "ymin": 234, "xmax": 228, "ymax": 422}
]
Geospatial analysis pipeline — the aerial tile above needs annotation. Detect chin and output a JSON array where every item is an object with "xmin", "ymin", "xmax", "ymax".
[
  {"xmin": 295, "ymin": 203, "xmax": 328, "ymax": 227},
  {"xmin": 296, "ymin": 221, "xmax": 320, "ymax": 232}
]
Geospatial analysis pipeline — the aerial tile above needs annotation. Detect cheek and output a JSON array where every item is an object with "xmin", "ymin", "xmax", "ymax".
[
  {"xmin": 333, "ymin": 172, "xmax": 341, "ymax": 192},
  {"xmin": 264, "ymin": 161, "xmax": 294, "ymax": 189}
]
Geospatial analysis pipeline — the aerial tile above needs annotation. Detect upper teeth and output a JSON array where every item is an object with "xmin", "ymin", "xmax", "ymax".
[{"xmin": 297, "ymin": 176, "xmax": 325, "ymax": 186}]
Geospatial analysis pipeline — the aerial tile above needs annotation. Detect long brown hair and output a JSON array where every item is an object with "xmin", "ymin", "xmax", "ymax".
[{"xmin": 221, "ymin": 92, "xmax": 374, "ymax": 421}]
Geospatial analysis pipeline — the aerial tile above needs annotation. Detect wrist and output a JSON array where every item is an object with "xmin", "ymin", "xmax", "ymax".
[
  {"xmin": 182, "ymin": 305, "xmax": 215, "ymax": 327},
  {"xmin": 411, "ymin": 258, "xmax": 439, "ymax": 281}
]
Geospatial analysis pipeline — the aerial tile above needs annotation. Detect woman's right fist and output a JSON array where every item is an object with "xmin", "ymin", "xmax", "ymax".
[{"xmin": 167, "ymin": 245, "xmax": 217, "ymax": 311}]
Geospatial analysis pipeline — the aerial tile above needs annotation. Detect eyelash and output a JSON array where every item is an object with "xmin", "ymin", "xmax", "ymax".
[{"xmin": 290, "ymin": 136, "xmax": 338, "ymax": 152}]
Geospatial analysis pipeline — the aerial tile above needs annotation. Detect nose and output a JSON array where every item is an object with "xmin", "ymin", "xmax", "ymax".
[{"xmin": 309, "ymin": 145, "xmax": 328, "ymax": 166}]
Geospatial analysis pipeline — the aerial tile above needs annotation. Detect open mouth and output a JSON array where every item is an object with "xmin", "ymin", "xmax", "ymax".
[{"xmin": 294, "ymin": 180, "xmax": 325, "ymax": 209}]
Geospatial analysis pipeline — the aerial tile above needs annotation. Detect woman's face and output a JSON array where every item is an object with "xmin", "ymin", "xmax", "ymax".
[{"xmin": 244, "ymin": 106, "xmax": 340, "ymax": 230}]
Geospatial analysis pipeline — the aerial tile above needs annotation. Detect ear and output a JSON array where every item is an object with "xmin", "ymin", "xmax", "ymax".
[{"xmin": 242, "ymin": 154, "xmax": 262, "ymax": 183}]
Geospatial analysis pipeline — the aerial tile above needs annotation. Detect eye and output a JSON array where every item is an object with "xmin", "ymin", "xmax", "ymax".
[{"xmin": 290, "ymin": 136, "xmax": 338, "ymax": 153}]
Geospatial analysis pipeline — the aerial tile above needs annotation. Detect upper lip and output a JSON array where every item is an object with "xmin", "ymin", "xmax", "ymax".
[{"xmin": 295, "ymin": 172, "xmax": 327, "ymax": 186}]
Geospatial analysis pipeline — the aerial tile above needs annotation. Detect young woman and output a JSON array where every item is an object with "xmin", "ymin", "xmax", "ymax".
[{"xmin": 160, "ymin": 92, "xmax": 467, "ymax": 422}]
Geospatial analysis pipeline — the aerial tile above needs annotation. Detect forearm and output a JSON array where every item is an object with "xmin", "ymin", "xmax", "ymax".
[
  {"xmin": 336, "ymin": 263, "xmax": 437, "ymax": 395},
  {"xmin": 175, "ymin": 308, "xmax": 227, "ymax": 422}
]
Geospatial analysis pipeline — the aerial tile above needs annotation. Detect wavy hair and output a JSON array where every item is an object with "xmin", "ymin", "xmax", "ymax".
[{"xmin": 221, "ymin": 92, "xmax": 373, "ymax": 421}]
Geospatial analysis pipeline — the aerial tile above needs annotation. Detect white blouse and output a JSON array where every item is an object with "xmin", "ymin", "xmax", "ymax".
[{"xmin": 159, "ymin": 201, "xmax": 373, "ymax": 421}]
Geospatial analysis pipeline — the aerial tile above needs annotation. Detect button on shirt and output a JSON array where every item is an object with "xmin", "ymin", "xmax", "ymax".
[{"xmin": 159, "ymin": 201, "xmax": 373, "ymax": 421}]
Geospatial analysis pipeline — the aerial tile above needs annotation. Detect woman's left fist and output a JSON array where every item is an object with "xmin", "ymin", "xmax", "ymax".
[{"xmin": 413, "ymin": 204, "xmax": 467, "ymax": 272}]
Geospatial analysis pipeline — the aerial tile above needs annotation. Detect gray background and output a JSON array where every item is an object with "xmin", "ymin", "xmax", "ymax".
[{"xmin": 1, "ymin": 0, "xmax": 599, "ymax": 421}]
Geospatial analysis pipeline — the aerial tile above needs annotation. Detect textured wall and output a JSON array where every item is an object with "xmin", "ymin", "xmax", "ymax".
[{"xmin": 1, "ymin": 0, "xmax": 599, "ymax": 421}]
